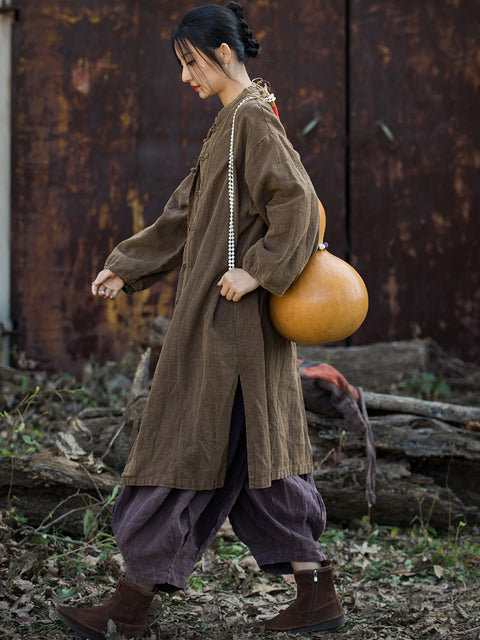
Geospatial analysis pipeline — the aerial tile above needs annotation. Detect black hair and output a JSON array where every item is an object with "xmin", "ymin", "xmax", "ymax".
[{"xmin": 171, "ymin": 2, "xmax": 260, "ymax": 72}]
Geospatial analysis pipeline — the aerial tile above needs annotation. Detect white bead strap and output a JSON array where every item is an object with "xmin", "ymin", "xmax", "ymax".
[
  {"xmin": 227, "ymin": 92, "xmax": 277, "ymax": 270},
  {"xmin": 227, "ymin": 91, "xmax": 278, "ymax": 270},
  {"xmin": 228, "ymin": 96, "xmax": 256, "ymax": 270}
]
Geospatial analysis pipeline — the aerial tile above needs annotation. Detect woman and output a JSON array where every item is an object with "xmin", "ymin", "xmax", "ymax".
[{"xmin": 57, "ymin": 3, "xmax": 345, "ymax": 638}]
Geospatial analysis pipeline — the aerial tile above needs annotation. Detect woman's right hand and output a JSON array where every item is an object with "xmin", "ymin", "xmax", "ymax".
[{"xmin": 91, "ymin": 269, "xmax": 124, "ymax": 300}]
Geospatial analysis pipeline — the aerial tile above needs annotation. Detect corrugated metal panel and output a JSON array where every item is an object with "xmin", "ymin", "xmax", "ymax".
[
  {"xmin": 12, "ymin": 0, "xmax": 479, "ymax": 372},
  {"xmin": 10, "ymin": 0, "xmax": 346, "ymax": 372},
  {"xmin": 349, "ymin": 0, "xmax": 480, "ymax": 361}
]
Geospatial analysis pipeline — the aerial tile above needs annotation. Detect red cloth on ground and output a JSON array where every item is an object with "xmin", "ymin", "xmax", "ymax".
[{"xmin": 299, "ymin": 360, "xmax": 376, "ymax": 506}]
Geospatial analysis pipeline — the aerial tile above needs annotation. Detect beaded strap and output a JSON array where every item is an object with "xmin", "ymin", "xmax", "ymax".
[
  {"xmin": 227, "ymin": 91, "xmax": 277, "ymax": 271},
  {"xmin": 227, "ymin": 92, "xmax": 328, "ymax": 271},
  {"xmin": 228, "ymin": 96, "xmax": 256, "ymax": 270}
]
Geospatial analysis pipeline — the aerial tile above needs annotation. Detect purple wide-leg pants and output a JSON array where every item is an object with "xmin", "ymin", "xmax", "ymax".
[{"xmin": 112, "ymin": 384, "xmax": 327, "ymax": 590}]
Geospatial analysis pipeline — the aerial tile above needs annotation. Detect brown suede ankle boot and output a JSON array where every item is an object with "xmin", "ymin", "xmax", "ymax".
[
  {"xmin": 259, "ymin": 561, "xmax": 346, "ymax": 633},
  {"xmin": 57, "ymin": 577, "xmax": 154, "ymax": 640}
]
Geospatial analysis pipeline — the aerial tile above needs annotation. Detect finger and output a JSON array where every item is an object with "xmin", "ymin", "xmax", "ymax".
[
  {"xmin": 92, "ymin": 269, "xmax": 114, "ymax": 286},
  {"xmin": 219, "ymin": 282, "xmax": 230, "ymax": 298},
  {"xmin": 227, "ymin": 288, "xmax": 237, "ymax": 301},
  {"xmin": 92, "ymin": 275, "xmax": 107, "ymax": 295}
]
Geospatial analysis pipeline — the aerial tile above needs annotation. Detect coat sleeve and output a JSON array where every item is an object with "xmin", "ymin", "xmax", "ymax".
[
  {"xmin": 240, "ymin": 104, "xmax": 320, "ymax": 296},
  {"xmin": 104, "ymin": 171, "xmax": 193, "ymax": 293}
]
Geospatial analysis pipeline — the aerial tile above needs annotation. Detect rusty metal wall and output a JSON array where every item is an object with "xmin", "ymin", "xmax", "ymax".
[
  {"xmin": 349, "ymin": 0, "xmax": 480, "ymax": 361},
  {"xmin": 10, "ymin": 1, "xmax": 480, "ymax": 372},
  {"xmin": 10, "ymin": 0, "xmax": 346, "ymax": 372}
]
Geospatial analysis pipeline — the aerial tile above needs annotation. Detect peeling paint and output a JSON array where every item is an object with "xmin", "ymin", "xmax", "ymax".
[
  {"xmin": 71, "ymin": 58, "xmax": 91, "ymax": 94},
  {"xmin": 98, "ymin": 203, "xmax": 110, "ymax": 231},
  {"xmin": 431, "ymin": 212, "xmax": 452, "ymax": 234},
  {"xmin": 382, "ymin": 267, "xmax": 400, "ymax": 318},
  {"xmin": 397, "ymin": 221, "xmax": 416, "ymax": 259},
  {"xmin": 71, "ymin": 56, "xmax": 115, "ymax": 95},
  {"xmin": 127, "ymin": 189, "xmax": 145, "ymax": 235},
  {"xmin": 41, "ymin": 6, "xmax": 103, "ymax": 25},
  {"xmin": 376, "ymin": 44, "xmax": 392, "ymax": 69}
]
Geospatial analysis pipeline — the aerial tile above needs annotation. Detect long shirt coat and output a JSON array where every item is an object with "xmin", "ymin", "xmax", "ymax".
[{"xmin": 105, "ymin": 85, "xmax": 320, "ymax": 490}]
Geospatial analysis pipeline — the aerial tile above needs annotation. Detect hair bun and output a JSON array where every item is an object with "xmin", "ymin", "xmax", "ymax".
[
  {"xmin": 227, "ymin": 1, "xmax": 260, "ymax": 58},
  {"xmin": 227, "ymin": 2, "xmax": 244, "ymax": 20}
]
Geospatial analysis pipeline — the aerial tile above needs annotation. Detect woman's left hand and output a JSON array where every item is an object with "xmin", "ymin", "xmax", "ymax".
[{"xmin": 217, "ymin": 268, "xmax": 260, "ymax": 302}]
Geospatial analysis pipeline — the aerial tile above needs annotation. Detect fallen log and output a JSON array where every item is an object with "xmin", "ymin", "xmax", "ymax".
[
  {"xmin": 363, "ymin": 391, "xmax": 480, "ymax": 425},
  {"xmin": 2, "ymin": 408, "xmax": 479, "ymax": 533},
  {"xmin": 307, "ymin": 411, "xmax": 480, "ymax": 529},
  {"xmin": 0, "ymin": 453, "xmax": 119, "ymax": 536},
  {"xmin": 2, "ymin": 343, "xmax": 480, "ymax": 534},
  {"xmin": 297, "ymin": 339, "xmax": 430, "ymax": 391},
  {"xmin": 313, "ymin": 458, "xmax": 471, "ymax": 531}
]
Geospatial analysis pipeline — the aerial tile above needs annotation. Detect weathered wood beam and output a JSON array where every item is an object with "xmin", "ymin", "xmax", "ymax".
[{"xmin": 363, "ymin": 391, "xmax": 480, "ymax": 425}]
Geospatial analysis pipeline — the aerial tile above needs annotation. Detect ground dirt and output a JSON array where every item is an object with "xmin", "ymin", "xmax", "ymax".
[
  {"xmin": 1, "ymin": 511, "xmax": 479, "ymax": 640},
  {"xmin": 1, "ymin": 346, "xmax": 479, "ymax": 639}
]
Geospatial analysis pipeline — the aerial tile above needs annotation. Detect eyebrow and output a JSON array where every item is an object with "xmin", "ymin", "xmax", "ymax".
[{"xmin": 175, "ymin": 55, "xmax": 194, "ymax": 70}]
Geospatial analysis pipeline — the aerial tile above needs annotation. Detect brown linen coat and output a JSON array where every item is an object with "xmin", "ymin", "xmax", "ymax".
[{"xmin": 105, "ymin": 85, "xmax": 320, "ymax": 489}]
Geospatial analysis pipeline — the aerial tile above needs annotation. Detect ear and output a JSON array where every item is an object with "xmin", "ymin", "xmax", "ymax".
[{"xmin": 218, "ymin": 43, "xmax": 233, "ymax": 65}]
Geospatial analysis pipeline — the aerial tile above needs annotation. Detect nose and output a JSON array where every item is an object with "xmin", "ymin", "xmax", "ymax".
[{"xmin": 181, "ymin": 64, "xmax": 193, "ymax": 83}]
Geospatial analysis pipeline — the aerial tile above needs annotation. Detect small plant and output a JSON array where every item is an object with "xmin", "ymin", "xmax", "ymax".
[
  {"xmin": 6, "ymin": 508, "xmax": 28, "ymax": 524},
  {"xmin": 397, "ymin": 371, "xmax": 451, "ymax": 401},
  {"xmin": 320, "ymin": 528, "xmax": 346, "ymax": 546},
  {"xmin": 187, "ymin": 575, "xmax": 208, "ymax": 592},
  {"xmin": 0, "ymin": 385, "xmax": 87, "ymax": 458},
  {"xmin": 1, "ymin": 413, "xmax": 43, "ymax": 457},
  {"xmin": 82, "ymin": 486, "xmax": 120, "ymax": 540},
  {"xmin": 215, "ymin": 538, "xmax": 249, "ymax": 560}
]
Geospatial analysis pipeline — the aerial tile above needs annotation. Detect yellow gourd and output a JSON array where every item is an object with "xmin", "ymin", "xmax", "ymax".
[{"xmin": 269, "ymin": 200, "xmax": 369, "ymax": 344}]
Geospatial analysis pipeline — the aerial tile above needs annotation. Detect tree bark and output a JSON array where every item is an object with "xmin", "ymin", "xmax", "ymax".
[
  {"xmin": 297, "ymin": 339, "xmax": 430, "ymax": 391},
  {"xmin": 307, "ymin": 411, "xmax": 480, "ymax": 529},
  {"xmin": 0, "ymin": 453, "xmax": 119, "ymax": 536},
  {"xmin": 363, "ymin": 391, "xmax": 480, "ymax": 425}
]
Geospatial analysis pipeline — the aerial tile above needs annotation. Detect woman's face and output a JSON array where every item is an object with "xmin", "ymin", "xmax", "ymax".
[{"xmin": 175, "ymin": 43, "xmax": 226, "ymax": 100}]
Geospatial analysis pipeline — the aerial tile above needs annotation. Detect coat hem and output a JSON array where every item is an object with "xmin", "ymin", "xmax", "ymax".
[
  {"xmin": 120, "ymin": 462, "xmax": 314, "ymax": 491},
  {"xmin": 248, "ymin": 463, "xmax": 314, "ymax": 489}
]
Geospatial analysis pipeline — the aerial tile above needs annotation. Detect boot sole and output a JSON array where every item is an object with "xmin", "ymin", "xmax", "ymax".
[
  {"xmin": 288, "ymin": 614, "xmax": 346, "ymax": 634},
  {"xmin": 259, "ymin": 614, "xmax": 346, "ymax": 634},
  {"xmin": 57, "ymin": 612, "xmax": 105, "ymax": 640}
]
